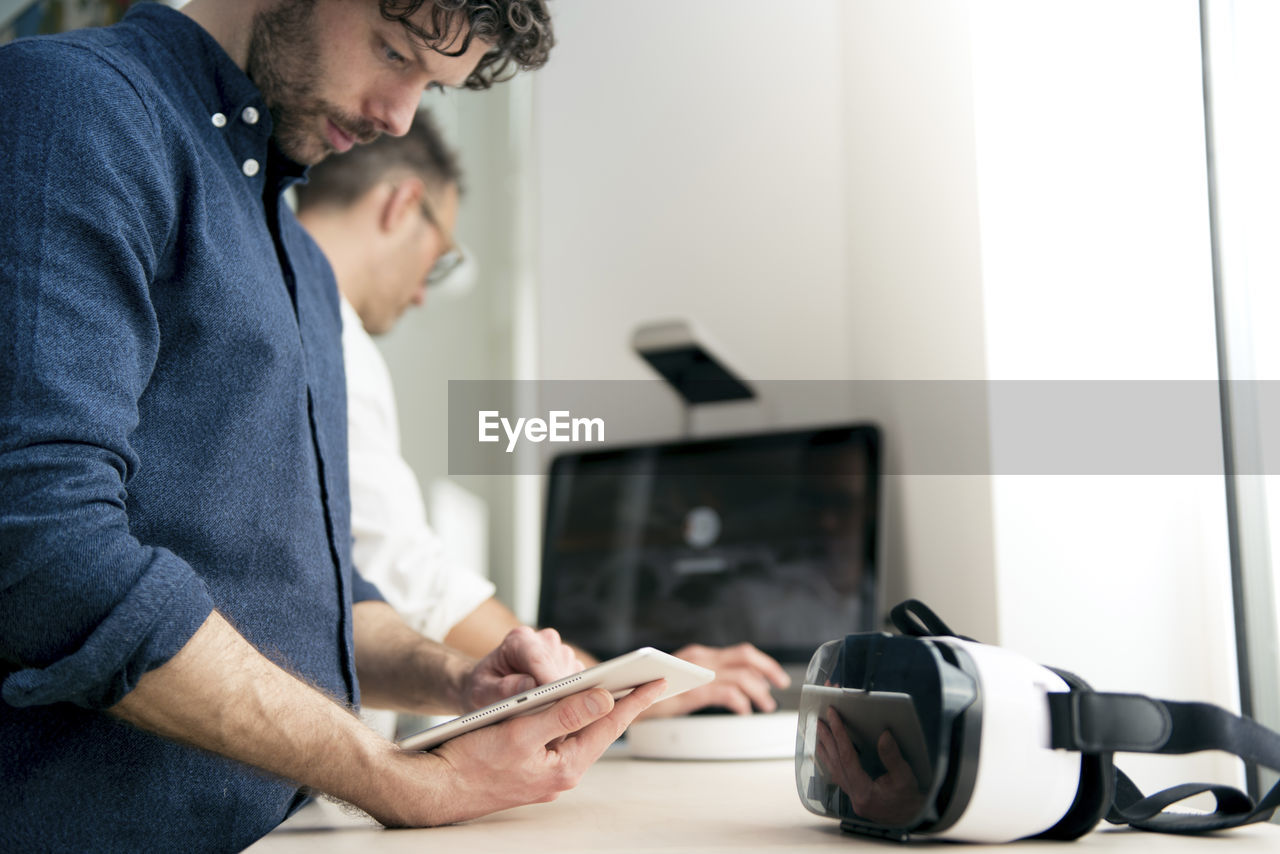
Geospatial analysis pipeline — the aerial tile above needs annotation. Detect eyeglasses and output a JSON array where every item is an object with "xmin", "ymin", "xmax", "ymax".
[{"xmin": 418, "ymin": 193, "xmax": 466, "ymax": 287}]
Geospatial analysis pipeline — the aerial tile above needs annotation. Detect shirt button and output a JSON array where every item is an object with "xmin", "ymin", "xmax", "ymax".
[
  {"xmin": 211, "ymin": 112, "xmax": 227, "ymax": 128},
  {"xmin": 241, "ymin": 106, "xmax": 260, "ymax": 125},
  {"xmin": 242, "ymin": 159, "xmax": 261, "ymax": 177}
]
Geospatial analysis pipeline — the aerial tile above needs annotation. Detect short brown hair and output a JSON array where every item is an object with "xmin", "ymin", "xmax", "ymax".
[
  {"xmin": 295, "ymin": 109, "xmax": 462, "ymax": 211},
  {"xmin": 380, "ymin": 0, "xmax": 554, "ymax": 90}
]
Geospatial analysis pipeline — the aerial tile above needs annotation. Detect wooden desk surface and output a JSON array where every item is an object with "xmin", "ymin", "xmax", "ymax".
[{"xmin": 249, "ymin": 751, "xmax": 1280, "ymax": 853}]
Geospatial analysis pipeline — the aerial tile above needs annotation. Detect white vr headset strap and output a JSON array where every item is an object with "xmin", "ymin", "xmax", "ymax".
[{"xmin": 1046, "ymin": 690, "xmax": 1280, "ymax": 833}]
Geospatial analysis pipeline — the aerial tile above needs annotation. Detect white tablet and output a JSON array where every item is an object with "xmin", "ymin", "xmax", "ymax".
[{"xmin": 397, "ymin": 647, "xmax": 714, "ymax": 751}]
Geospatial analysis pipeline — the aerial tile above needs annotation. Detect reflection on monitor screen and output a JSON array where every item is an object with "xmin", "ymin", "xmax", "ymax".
[{"xmin": 538, "ymin": 425, "xmax": 881, "ymax": 663}]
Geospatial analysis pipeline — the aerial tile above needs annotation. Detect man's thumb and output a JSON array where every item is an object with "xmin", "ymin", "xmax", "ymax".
[{"xmin": 543, "ymin": 688, "xmax": 614, "ymax": 739}]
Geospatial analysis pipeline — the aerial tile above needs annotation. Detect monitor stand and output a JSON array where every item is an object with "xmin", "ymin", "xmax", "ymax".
[{"xmin": 625, "ymin": 711, "xmax": 798, "ymax": 760}]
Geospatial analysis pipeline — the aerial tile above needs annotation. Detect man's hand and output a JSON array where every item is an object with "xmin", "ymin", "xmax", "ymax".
[
  {"xmin": 368, "ymin": 679, "xmax": 666, "ymax": 826},
  {"xmin": 436, "ymin": 598, "xmax": 794, "ymax": 718},
  {"xmin": 462, "ymin": 625, "xmax": 584, "ymax": 710},
  {"xmin": 638, "ymin": 642, "xmax": 790, "ymax": 718},
  {"xmin": 354, "ymin": 605, "xmax": 580, "ymax": 716},
  {"xmin": 816, "ymin": 708, "xmax": 925, "ymax": 827}
]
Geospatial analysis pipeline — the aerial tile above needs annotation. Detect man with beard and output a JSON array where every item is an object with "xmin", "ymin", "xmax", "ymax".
[{"xmin": 0, "ymin": 2, "xmax": 662, "ymax": 851}]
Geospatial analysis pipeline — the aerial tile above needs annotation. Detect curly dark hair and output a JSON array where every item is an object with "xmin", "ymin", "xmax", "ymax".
[{"xmin": 379, "ymin": 0, "xmax": 554, "ymax": 90}]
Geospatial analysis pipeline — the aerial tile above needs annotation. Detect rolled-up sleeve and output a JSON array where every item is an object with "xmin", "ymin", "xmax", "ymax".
[{"xmin": 0, "ymin": 45, "xmax": 215, "ymax": 710}]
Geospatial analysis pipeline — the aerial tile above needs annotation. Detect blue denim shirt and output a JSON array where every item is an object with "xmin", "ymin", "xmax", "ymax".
[{"xmin": 0, "ymin": 5, "xmax": 382, "ymax": 851}]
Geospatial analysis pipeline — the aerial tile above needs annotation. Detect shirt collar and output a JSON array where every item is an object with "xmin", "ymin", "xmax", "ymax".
[
  {"xmin": 124, "ymin": 4, "xmax": 265, "ymax": 132},
  {"xmin": 122, "ymin": 3, "xmax": 310, "ymax": 193}
]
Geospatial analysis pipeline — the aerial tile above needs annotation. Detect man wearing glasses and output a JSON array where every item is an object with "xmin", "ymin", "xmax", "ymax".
[
  {"xmin": 295, "ymin": 111, "xmax": 792, "ymax": 724},
  {"xmin": 296, "ymin": 114, "xmax": 466, "ymax": 341}
]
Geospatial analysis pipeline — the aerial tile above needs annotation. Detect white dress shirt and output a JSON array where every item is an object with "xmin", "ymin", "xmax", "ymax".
[{"xmin": 342, "ymin": 297, "xmax": 496, "ymax": 643}]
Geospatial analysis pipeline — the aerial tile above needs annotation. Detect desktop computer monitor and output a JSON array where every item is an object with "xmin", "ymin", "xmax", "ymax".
[{"xmin": 538, "ymin": 424, "xmax": 882, "ymax": 667}]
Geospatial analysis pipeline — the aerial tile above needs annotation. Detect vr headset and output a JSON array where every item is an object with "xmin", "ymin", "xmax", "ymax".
[{"xmin": 795, "ymin": 600, "xmax": 1280, "ymax": 843}]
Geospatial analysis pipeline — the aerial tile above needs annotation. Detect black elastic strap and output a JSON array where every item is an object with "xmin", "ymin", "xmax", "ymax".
[
  {"xmin": 888, "ymin": 599, "xmax": 975, "ymax": 641},
  {"xmin": 1048, "ymin": 690, "xmax": 1280, "ymax": 832},
  {"xmin": 1050, "ymin": 693, "xmax": 1280, "ymax": 769},
  {"xmin": 1107, "ymin": 767, "xmax": 1280, "ymax": 833}
]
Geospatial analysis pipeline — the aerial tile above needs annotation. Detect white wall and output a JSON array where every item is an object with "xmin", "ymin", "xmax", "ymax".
[
  {"xmin": 532, "ymin": 0, "xmax": 850, "ymax": 386},
  {"xmin": 835, "ymin": 0, "xmax": 1000, "ymax": 640}
]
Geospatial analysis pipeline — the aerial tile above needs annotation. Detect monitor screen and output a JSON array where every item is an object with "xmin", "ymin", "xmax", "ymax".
[{"xmin": 538, "ymin": 424, "xmax": 881, "ymax": 663}]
